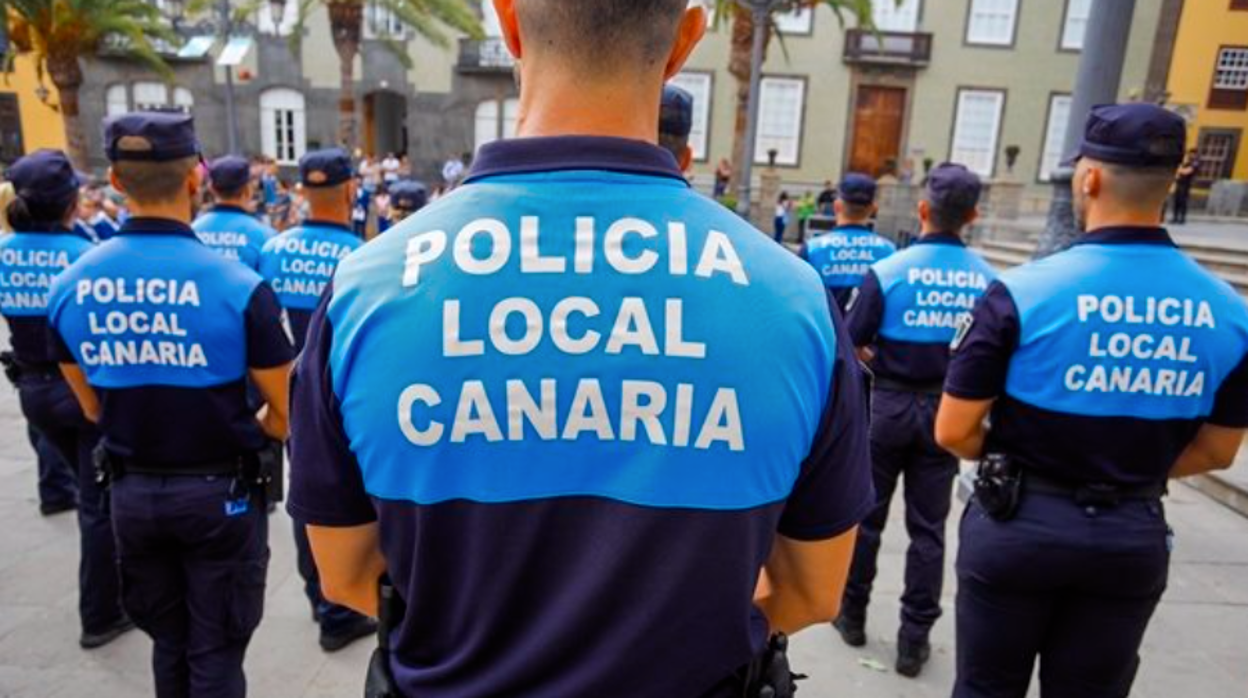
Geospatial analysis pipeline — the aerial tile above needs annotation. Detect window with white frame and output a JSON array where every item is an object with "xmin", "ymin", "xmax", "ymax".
[
  {"xmin": 475, "ymin": 98, "xmax": 520, "ymax": 150},
  {"xmin": 951, "ymin": 89, "xmax": 1005, "ymax": 177},
  {"xmin": 132, "ymin": 82, "xmax": 170, "ymax": 111},
  {"xmin": 260, "ymin": 88, "xmax": 306, "ymax": 165},
  {"xmin": 871, "ymin": 0, "xmax": 920, "ymax": 32},
  {"xmin": 173, "ymin": 87, "xmax": 194, "ymax": 114},
  {"xmin": 1061, "ymin": 0, "xmax": 1092, "ymax": 51},
  {"xmin": 1039, "ymin": 94, "xmax": 1072, "ymax": 181},
  {"xmin": 774, "ymin": 7, "xmax": 813, "ymax": 34},
  {"xmin": 106, "ymin": 84, "xmax": 129, "ymax": 117},
  {"xmin": 502, "ymin": 98, "xmax": 519, "ymax": 140},
  {"xmin": 966, "ymin": 0, "xmax": 1018, "ymax": 46},
  {"xmin": 364, "ymin": 1, "xmax": 408, "ymax": 39},
  {"xmin": 669, "ymin": 72, "xmax": 712, "ymax": 161},
  {"xmin": 1214, "ymin": 47, "xmax": 1248, "ymax": 90},
  {"xmin": 754, "ymin": 77, "xmax": 805, "ymax": 166}
]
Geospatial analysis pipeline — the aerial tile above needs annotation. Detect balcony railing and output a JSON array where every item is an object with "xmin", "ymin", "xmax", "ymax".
[
  {"xmin": 843, "ymin": 29, "xmax": 932, "ymax": 67},
  {"xmin": 458, "ymin": 38, "xmax": 516, "ymax": 73}
]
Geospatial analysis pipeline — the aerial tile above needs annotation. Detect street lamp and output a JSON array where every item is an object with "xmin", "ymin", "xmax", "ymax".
[
  {"xmin": 269, "ymin": 0, "xmax": 286, "ymax": 27},
  {"xmin": 735, "ymin": 0, "xmax": 788, "ymax": 220},
  {"xmin": 168, "ymin": 0, "xmax": 258, "ymax": 155}
]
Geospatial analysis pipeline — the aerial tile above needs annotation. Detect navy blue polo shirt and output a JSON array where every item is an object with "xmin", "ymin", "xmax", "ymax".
[
  {"xmin": 0, "ymin": 226, "xmax": 95, "ymax": 366},
  {"xmin": 847, "ymin": 232, "xmax": 996, "ymax": 386},
  {"xmin": 259, "ymin": 220, "xmax": 361, "ymax": 351},
  {"xmin": 946, "ymin": 226, "xmax": 1248, "ymax": 485},
  {"xmin": 192, "ymin": 204, "xmax": 275, "ymax": 270},
  {"xmin": 287, "ymin": 136, "xmax": 873, "ymax": 698},
  {"xmin": 47, "ymin": 217, "xmax": 295, "ymax": 466}
]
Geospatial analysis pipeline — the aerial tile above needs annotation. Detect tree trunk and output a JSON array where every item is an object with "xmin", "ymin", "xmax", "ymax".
[
  {"xmin": 727, "ymin": 7, "xmax": 772, "ymax": 194},
  {"xmin": 329, "ymin": 2, "xmax": 365, "ymax": 150},
  {"xmin": 46, "ymin": 52, "xmax": 88, "ymax": 170}
]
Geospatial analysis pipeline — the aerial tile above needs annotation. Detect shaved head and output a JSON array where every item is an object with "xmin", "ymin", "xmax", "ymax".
[{"xmin": 515, "ymin": 0, "xmax": 687, "ymax": 74}]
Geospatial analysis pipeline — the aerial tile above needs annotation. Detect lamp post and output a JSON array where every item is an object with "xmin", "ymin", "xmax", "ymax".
[
  {"xmin": 219, "ymin": 0, "xmax": 241, "ymax": 154},
  {"xmin": 735, "ymin": 0, "xmax": 787, "ymax": 220},
  {"xmin": 1034, "ymin": 0, "xmax": 1138, "ymax": 258}
]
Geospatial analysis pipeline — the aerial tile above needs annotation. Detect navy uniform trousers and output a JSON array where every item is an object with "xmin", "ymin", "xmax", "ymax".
[
  {"xmin": 17, "ymin": 371, "xmax": 125, "ymax": 634},
  {"xmin": 112, "ymin": 474, "xmax": 269, "ymax": 698},
  {"xmin": 842, "ymin": 389, "xmax": 958, "ymax": 642},
  {"xmin": 953, "ymin": 493, "xmax": 1169, "ymax": 698},
  {"xmin": 29, "ymin": 424, "xmax": 77, "ymax": 510}
]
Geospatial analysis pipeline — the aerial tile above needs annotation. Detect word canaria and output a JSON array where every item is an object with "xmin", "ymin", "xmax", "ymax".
[
  {"xmin": 74, "ymin": 277, "xmax": 206, "ymax": 369},
  {"xmin": 398, "ymin": 379, "xmax": 743, "ymax": 451},
  {"xmin": 403, "ymin": 217, "xmax": 749, "ymax": 287}
]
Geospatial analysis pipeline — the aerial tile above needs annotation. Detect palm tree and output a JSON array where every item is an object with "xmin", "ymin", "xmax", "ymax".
[
  {"xmin": 3, "ymin": 0, "xmax": 174, "ymax": 169},
  {"xmin": 298, "ymin": 0, "xmax": 481, "ymax": 149},
  {"xmin": 710, "ymin": 0, "xmax": 876, "ymax": 192}
]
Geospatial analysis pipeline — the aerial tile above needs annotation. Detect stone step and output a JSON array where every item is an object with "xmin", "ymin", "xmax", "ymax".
[{"xmin": 1186, "ymin": 473, "xmax": 1248, "ymax": 521}]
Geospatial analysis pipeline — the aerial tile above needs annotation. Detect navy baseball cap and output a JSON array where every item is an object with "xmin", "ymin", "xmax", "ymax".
[
  {"xmin": 300, "ymin": 148, "xmax": 353, "ymax": 188},
  {"xmin": 1076, "ymin": 103, "xmax": 1186, "ymax": 168},
  {"xmin": 927, "ymin": 163, "xmax": 982, "ymax": 209},
  {"xmin": 208, "ymin": 155, "xmax": 251, "ymax": 192},
  {"xmin": 838, "ymin": 173, "xmax": 877, "ymax": 206},
  {"xmin": 390, "ymin": 180, "xmax": 428, "ymax": 212},
  {"xmin": 104, "ymin": 111, "xmax": 200, "ymax": 162},
  {"xmin": 6, "ymin": 150, "xmax": 81, "ymax": 208},
  {"xmin": 660, "ymin": 84, "xmax": 694, "ymax": 138}
]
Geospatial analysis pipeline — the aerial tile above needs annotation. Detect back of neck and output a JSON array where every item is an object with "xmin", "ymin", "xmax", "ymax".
[{"xmin": 516, "ymin": 65, "xmax": 661, "ymax": 142}]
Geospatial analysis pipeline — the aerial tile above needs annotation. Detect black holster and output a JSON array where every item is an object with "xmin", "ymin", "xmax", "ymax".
[
  {"xmin": 0, "ymin": 351, "xmax": 20, "ymax": 386},
  {"xmin": 251, "ymin": 439, "xmax": 285, "ymax": 504},
  {"xmin": 740, "ymin": 634, "xmax": 803, "ymax": 698},
  {"xmin": 365, "ymin": 578, "xmax": 404, "ymax": 698},
  {"xmin": 974, "ymin": 453, "xmax": 1022, "ymax": 521}
]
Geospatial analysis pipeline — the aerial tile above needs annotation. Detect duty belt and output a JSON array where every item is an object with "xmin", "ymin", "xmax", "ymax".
[
  {"xmin": 115, "ymin": 456, "xmax": 244, "ymax": 478},
  {"xmin": 873, "ymin": 375, "xmax": 945, "ymax": 396},
  {"xmin": 1026, "ymin": 470, "xmax": 1166, "ymax": 506}
]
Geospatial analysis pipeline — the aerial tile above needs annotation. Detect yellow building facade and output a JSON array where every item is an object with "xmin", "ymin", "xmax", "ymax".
[
  {"xmin": 1, "ymin": 53, "xmax": 66, "ymax": 164},
  {"xmin": 1167, "ymin": 0, "xmax": 1248, "ymax": 183}
]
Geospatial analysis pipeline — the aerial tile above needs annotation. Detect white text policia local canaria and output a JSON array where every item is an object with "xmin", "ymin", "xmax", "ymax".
[
  {"xmin": 1064, "ymin": 294, "xmax": 1218, "ymax": 397},
  {"xmin": 397, "ymin": 216, "xmax": 756, "ymax": 452}
]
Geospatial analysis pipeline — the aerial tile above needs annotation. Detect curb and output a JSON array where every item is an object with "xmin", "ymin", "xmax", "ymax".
[{"xmin": 1184, "ymin": 474, "xmax": 1248, "ymax": 520}]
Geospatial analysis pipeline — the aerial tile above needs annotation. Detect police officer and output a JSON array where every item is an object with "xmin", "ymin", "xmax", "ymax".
[
  {"xmin": 192, "ymin": 155, "xmax": 275, "ymax": 269},
  {"xmin": 287, "ymin": 1, "xmax": 874, "ymax": 695},
  {"xmin": 937, "ymin": 104, "xmax": 1248, "ymax": 698},
  {"xmin": 385, "ymin": 180, "xmax": 429, "ymax": 225},
  {"xmin": 47, "ymin": 112, "xmax": 295, "ymax": 698},
  {"xmin": 836, "ymin": 163, "xmax": 996, "ymax": 678},
  {"xmin": 0, "ymin": 150, "xmax": 131, "ymax": 648},
  {"xmin": 799, "ymin": 173, "xmax": 896, "ymax": 313},
  {"xmin": 257, "ymin": 148, "xmax": 374, "ymax": 652},
  {"xmin": 659, "ymin": 83, "xmax": 694, "ymax": 171}
]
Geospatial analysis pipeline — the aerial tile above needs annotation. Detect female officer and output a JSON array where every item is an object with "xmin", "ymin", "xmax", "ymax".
[{"xmin": 0, "ymin": 150, "xmax": 130, "ymax": 649}]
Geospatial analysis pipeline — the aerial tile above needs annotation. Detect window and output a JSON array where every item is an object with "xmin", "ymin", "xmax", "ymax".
[
  {"xmin": 951, "ymin": 88, "xmax": 1005, "ymax": 177},
  {"xmin": 966, "ymin": 0, "xmax": 1018, "ymax": 46},
  {"xmin": 1039, "ymin": 94, "xmax": 1072, "ymax": 181},
  {"xmin": 669, "ymin": 72, "xmax": 712, "ymax": 161},
  {"xmin": 474, "ymin": 98, "xmax": 520, "ymax": 150},
  {"xmin": 1210, "ymin": 46, "xmax": 1248, "ymax": 110},
  {"xmin": 1061, "ymin": 0, "xmax": 1092, "ymax": 51},
  {"xmin": 260, "ymin": 88, "xmax": 306, "ymax": 165},
  {"xmin": 1196, "ymin": 129, "xmax": 1241, "ymax": 184},
  {"xmin": 774, "ymin": 7, "xmax": 813, "ymax": 34},
  {"xmin": 871, "ymin": 0, "xmax": 920, "ymax": 32},
  {"xmin": 173, "ymin": 87, "xmax": 194, "ymax": 113},
  {"xmin": 364, "ymin": 1, "xmax": 408, "ymax": 39},
  {"xmin": 0, "ymin": 95, "xmax": 23, "ymax": 165},
  {"xmin": 132, "ymin": 82, "xmax": 170, "ymax": 111},
  {"xmin": 754, "ymin": 77, "xmax": 805, "ymax": 166},
  {"xmin": 106, "ymin": 84, "xmax": 129, "ymax": 117}
]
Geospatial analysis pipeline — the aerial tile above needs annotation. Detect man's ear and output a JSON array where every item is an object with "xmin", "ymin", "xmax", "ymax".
[
  {"xmin": 186, "ymin": 165, "xmax": 202, "ymax": 197},
  {"xmin": 965, "ymin": 206, "xmax": 980, "ymax": 227},
  {"xmin": 833, "ymin": 199, "xmax": 844, "ymax": 217},
  {"xmin": 679, "ymin": 146, "xmax": 693, "ymax": 173},
  {"xmin": 664, "ymin": 5, "xmax": 708, "ymax": 80},
  {"xmin": 1083, "ymin": 166, "xmax": 1102, "ymax": 199},
  {"xmin": 495, "ymin": 0, "xmax": 522, "ymax": 60},
  {"xmin": 108, "ymin": 168, "xmax": 126, "ymax": 197},
  {"xmin": 917, "ymin": 198, "xmax": 930, "ymax": 225}
]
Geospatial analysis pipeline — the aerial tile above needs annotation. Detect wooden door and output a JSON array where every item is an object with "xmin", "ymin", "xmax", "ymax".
[{"xmin": 849, "ymin": 86, "xmax": 906, "ymax": 177}]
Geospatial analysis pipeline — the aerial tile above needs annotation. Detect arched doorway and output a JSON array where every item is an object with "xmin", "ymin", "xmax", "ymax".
[{"xmin": 364, "ymin": 90, "xmax": 408, "ymax": 157}]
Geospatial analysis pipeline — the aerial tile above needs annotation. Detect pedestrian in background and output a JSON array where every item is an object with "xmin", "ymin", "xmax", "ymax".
[{"xmin": 774, "ymin": 191, "xmax": 791, "ymax": 243}]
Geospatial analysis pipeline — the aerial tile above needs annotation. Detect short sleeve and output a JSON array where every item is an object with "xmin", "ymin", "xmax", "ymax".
[
  {"xmin": 245, "ymin": 284, "xmax": 297, "ymax": 369},
  {"xmin": 845, "ymin": 270, "xmax": 884, "ymax": 347},
  {"xmin": 286, "ymin": 286, "xmax": 378, "ymax": 527},
  {"xmin": 943, "ymin": 281, "xmax": 1020, "ymax": 400},
  {"xmin": 1209, "ymin": 352, "xmax": 1248, "ymax": 427},
  {"xmin": 778, "ymin": 292, "xmax": 874, "ymax": 541},
  {"xmin": 797, "ymin": 244, "xmax": 810, "ymax": 262}
]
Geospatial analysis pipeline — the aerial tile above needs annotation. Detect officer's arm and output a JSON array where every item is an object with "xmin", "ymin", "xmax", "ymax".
[
  {"xmin": 1171, "ymin": 425, "xmax": 1246, "ymax": 478},
  {"xmin": 935, "ymin": 395, "xmax": 994, "ymax": 460},
  {"xmin": 250, "ymin": 363, "xmax": 293, "ymax": 441},
  {"xmin": 59, "ymin": 363, "xmax": 101, "ymax": 423},
  {"xmin": 756, "ymin": 530, "xmax": 858, "ymax": 635},
  {"xmin": 845, "ymin": 270, "xmax": 884, "ymax": 362},
  {"xmin": 305, "ymin": 523, "xmax": 387, "ymax": 617}
]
